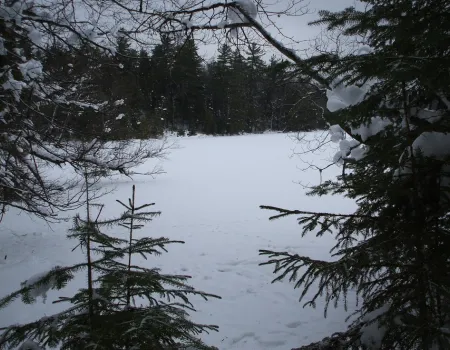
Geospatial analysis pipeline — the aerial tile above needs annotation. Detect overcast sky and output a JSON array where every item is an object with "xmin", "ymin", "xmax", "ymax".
[{"xmin": 198, "ymin": 0, "xmax": 363, "ymax": 61}]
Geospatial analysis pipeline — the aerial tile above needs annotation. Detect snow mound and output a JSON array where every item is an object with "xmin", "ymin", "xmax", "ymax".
[
  {"xmin": 329, "ymin": 124, "xmax": 345, "ymax": 143},
  {"xmin": 352, "ymin": 117, "xmax": 391, "ymax": 142},
  {"xmin": 412, "ymin": 132, "xmax": 450, "ymax": 160},
  {"xmin": 18, "ymin": 59, "xmax": 43, "ymax": 81},
  {"xmin": 326, "ymin": 80, "xmax": 372, "ymax": 113}
]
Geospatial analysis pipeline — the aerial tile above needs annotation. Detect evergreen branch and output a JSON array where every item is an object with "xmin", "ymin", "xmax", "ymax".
[
  {"xmin": 259, "ymin": 250, "xmax": 358, "ymax": 311},
  {"xmin": 0, "ymin": 266, "xmax": 76, "ymax": 310},
  {"xmin": 260, "ymin": 205, "xmax": 375, "ymax": 220}
]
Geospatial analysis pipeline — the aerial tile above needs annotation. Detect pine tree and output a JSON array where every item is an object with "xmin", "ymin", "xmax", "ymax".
[
  {"xmin": 260, "ymin": 0, "xmax": 450, "ymax": 349},
  {"xmin": 0, "ymin": 178, "xmax": 220, "ymax": 349}
]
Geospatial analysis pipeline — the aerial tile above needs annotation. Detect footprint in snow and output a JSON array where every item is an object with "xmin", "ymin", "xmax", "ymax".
[
  {"xmin": 286, "ymin": 320, "xmax": 304, "ymax": 329},
  {"xmin": 217, "ymin": 268, "xmax": 231, "ymax": 273}
]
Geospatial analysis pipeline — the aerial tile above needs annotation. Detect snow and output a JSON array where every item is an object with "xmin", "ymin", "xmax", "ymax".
[
  {"xmin": 18, "ymin": 59, "xmax": 43, "ymax": 81},
  {"xmin": 412, "ymin": 132, "xmax": 450, "ymax": 159},
  {"xmin": 0, "ymin": 108, "xmax": 8, "ymax": 124},
  {"xmin": 352, "ymin": 116, "xmax": 391, "ymax": 142},
  {"xmin": 114, "ymin": 99, "xmax": 125, "ymax": 106},
  {"xmin": 350, "ymin": 146, "xmax": 367, "ymax": 161},
  {"xmin": 27, "ymin": 29, "xmax": 42, "ymax": 46},
  {"xmin": 18, "ymin": 340, "xmax": 43, "ymax": 350},
  {"xmin": 329, "ymin": 125, "xmax": 365, "ymax": 164},
  {"xmin": 229, "ymin": 0, "xmax": 258, "ymax": 24},
  {"xmin": 228, "ymin": 0, "xmax": 257, "ymax": 36},
  {"xmin": 0, "ymin": 36, "xmax": 6, "ymax": 55},
  {"xmin": 217, "ymin": 21, "xmax": 227, "ymax": 29},
  {"xmin": 329, "ymin": 124, "xmax": 345, "ymax": 143},
  {"xmin": 0, "ymin": 133, "xmax": 356, "ymax": 349},
  {"xmin": 2, "ymin": 71, "xmax": 27, "ymax": 102},
  {"xmin": 116, "ymin": 113, "xmax": 125, "ymax": 120},
  {"xmin": 326, "ymin": 78, "xmax": 374, "ymax": 112},
  {"xmin": 360, "ymin": 304, "xmax": 390, "ymax": 349},
  {"xmin": 356, "ymin": 45, "xmax": 373, "ymax": 56},
  {"xmin": 0, "ymin": 0, "xmax": 30, "ymax": 24},
  {"xmin": 20, "ymin": 270, "xmax": 56, "ymax": 304},
  {"xmin": 415, "ymin": 108, "xmax": 443, "ymax": 124},
  {"xmin": 327, "ymin": 78, "xmax": 387, "ymax": 163},
  {"xmin": 339, "ymin": 139, "xmax": 360, "ymax": 154},
  {"xmin": 181, "ymin": 18, "xmax": 194, "ymax": 29}
]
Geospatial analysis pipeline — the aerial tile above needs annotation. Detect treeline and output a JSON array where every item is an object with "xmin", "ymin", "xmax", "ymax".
[{"xmin": 40, "ymin": 35, "xmax": 326, "ymax": 140}]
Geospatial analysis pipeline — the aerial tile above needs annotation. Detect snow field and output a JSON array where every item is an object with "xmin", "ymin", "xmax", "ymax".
[{"xmin": 0, "ymin": 132, "xmax": 357, "ymax": 349}]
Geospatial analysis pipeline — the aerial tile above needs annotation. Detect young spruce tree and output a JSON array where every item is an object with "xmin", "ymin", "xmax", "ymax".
[
  {"xmin": 260, "ymin": 0, "xmax": 450, "ymax": 349},
  {"xmin": 0, "ymin": 173, "xmax": 220, "ymax": 349}
]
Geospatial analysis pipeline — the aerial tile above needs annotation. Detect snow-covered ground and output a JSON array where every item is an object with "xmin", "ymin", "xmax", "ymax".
[{"xmin": 0, "ymin": 132, "xmax": 357, "ymax": 349}]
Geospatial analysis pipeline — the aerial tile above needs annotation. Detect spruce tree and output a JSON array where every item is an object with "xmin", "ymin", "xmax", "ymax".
[
  {"xmin": 0, "ymin": 178, "xmax": 220, "ymax": 349},
  {"xmin": 151, "ymin": 36, "xmax": 176, "ymax": 130},
  {"xmin": 172, "ymin": 38, "xmax": 205, "ymax": 133},
  {"xmin": 260, "ymin": 0, "xmax": 450, "ymax": 349},
  {"xmin": 243, "ymin": 43, "xmax": 266, "ymax": 132},
  {"xmin": 209, "ymin": 44, "xmax": 233, "ymax": 134},
  {"xmin": 228, "ymin": 49, "xmax": 247, "ymax": 134}
]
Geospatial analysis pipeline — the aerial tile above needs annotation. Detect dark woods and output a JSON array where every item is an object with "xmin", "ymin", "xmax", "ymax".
[{"xmin": 42, "ymin": 35, "xmax": 326, "ymax": 141}]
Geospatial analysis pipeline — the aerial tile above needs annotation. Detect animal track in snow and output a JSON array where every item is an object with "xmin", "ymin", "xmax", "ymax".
[{"xmin": 286, "ymin": 320, "xmax": 304, "ymax": 329}]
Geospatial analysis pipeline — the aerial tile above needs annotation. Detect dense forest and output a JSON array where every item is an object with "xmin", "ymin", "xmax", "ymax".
[{"xmin": 40, "ymin": 35, "xmax": 326, "ymax": 140}]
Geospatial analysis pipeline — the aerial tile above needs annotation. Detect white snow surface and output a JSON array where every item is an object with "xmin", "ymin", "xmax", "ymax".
[{"xmin": 0, "ymin": 133, "xmax": 356, "ymax": 349}]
